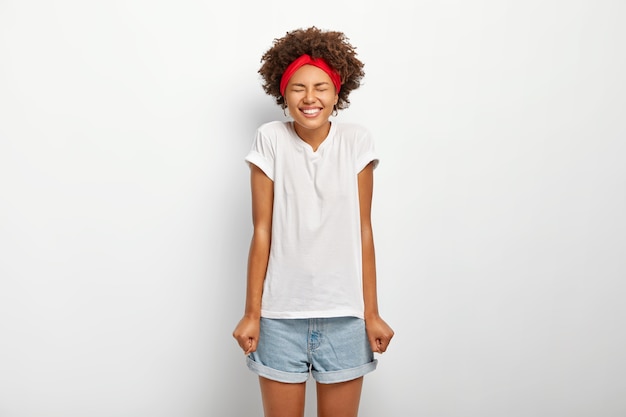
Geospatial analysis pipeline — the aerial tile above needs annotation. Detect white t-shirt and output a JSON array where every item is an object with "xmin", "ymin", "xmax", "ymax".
[{"xmin": 245, "ymin": 121, "xmax": 378, "ymax": 319}]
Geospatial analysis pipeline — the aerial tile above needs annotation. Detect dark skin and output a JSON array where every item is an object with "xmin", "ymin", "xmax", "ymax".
[
  {"xmin": 232, "ymin": 163, "xmax": 394, "ymax": 355},
  {"xmin": 233, "ymin": 70, "xmax": 393, "ymax": 356},
  {"xmin": 258, "ymin": 26, "xmax": 365, "ymax": 110},
  {"xmin": 233, "ymin": 33, "xmax": 393, "ymax": 415},
  {"xmin": 232, "ymin": 162, "xmax": 393, "ymax": 417}
]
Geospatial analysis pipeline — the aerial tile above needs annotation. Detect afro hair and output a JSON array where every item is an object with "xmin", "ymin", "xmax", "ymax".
[{"xmin": 258, "ymin": 26, "xmax": 365, "ymax": 110}]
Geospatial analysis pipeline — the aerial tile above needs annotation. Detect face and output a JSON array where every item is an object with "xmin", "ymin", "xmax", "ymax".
[{"xmin": 284, "ymin": 65, "xmax": 339, "ymax": 138}]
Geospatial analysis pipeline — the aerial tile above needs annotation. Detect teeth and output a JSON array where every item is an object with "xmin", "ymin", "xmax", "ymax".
[{"xmin": 302, "ymin": 108, "xmax": 320, "ymax": 115}]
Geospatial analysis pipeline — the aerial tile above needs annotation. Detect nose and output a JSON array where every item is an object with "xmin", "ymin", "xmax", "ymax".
[{"xmin": 303, "ymin": 88, "xmax": 315, "ymax": 103}]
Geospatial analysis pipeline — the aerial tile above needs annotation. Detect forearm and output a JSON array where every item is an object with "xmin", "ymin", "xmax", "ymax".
[
  {"xmin": 361, "ymin": 225, "xmax": 380, "ymax": 319},
  {"xmin": 361, "ymin": 221, "xmax": 395, "ymax": 353},
  {"xmin": 243, "ymin": 229, "xmax": 271, "ymax": 318}
]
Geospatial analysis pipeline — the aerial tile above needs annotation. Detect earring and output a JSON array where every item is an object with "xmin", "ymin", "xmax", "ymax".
[
  {"xmin": 332, "ymin": 104, "xmax": 338, "ymax": 117},
  {"xmin": 282, "ymin": 104, "xmax": 289, "ymax": 117}
]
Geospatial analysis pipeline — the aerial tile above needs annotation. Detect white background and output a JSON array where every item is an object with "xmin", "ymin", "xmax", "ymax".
[{"xmin": 1, "ymin": 1, "xmax": 625, "ymax": 416}]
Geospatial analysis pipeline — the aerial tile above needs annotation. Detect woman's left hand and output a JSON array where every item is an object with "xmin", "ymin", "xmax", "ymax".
[{"xmin": 365, "ymin": 315, "xmax": 395, "ymax": 353}]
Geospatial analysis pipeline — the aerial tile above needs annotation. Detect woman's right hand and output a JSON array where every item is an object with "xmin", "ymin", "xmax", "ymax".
[{"xmin": 232, "ymin": 316, "xmax": 260, "ymax": 355}]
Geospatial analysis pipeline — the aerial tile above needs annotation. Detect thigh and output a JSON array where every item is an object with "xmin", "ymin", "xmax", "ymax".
[
  {"xmin": 316, "ymin": 377, "xmax": 364, "ymax": 417},
  {"xmin": 259, "ymin": 376, "xmax": 306, "ymax": 417}
]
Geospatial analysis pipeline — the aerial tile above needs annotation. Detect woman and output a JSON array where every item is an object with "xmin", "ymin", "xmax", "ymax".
[{"xmin": 233, "ymin": 26, "xmax": 394, "ymax": 417}]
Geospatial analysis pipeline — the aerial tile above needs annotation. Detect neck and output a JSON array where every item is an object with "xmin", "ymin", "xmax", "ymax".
[{"xmin": 293, "ymin": 121, "xmax": 331, "ymax": 152}]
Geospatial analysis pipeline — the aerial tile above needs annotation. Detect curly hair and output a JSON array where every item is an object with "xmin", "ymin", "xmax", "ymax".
[{"xmin": 259, "ymin": 27, "xmax": 365, "ymax": 110}]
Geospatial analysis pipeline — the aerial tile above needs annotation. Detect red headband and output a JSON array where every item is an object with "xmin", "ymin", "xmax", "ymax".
[{"xmin": 279, "ymin": 54, "xmax": 342, "ymax": 96}]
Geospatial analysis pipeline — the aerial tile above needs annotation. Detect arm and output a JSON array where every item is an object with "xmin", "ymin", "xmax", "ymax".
[
  {"xmin": 358, "ymin": 162, "xmax": 394, "ymax": 353},
  {"xmin": 232, "ymin": 164, "xmax": 274, "ymax": 354}
]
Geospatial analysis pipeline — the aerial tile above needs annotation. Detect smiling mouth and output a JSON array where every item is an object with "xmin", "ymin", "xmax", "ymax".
[{"xmin": 301, "ymin": 108, "xmax": 322, "ymax": 116}]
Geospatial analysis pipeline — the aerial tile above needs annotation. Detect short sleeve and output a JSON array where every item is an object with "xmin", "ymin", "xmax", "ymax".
[
  {"xmin": 245, "ymin": 128, "xmax": 275, "ymax": 181},
  {"xmin": 355, "ymin": 128, "xmax": 379, "ymax": 174}
]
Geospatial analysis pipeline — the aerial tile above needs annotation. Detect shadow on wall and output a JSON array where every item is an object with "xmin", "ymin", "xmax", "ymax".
[{"xmin": 207, "ymin": 97, "xmax": 285, "ymax": 415}]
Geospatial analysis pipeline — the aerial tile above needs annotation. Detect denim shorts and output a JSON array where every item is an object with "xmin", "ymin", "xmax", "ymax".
[{"xmin": 247, "ymin": 316, "xmax": 377, "ymax": 384}]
